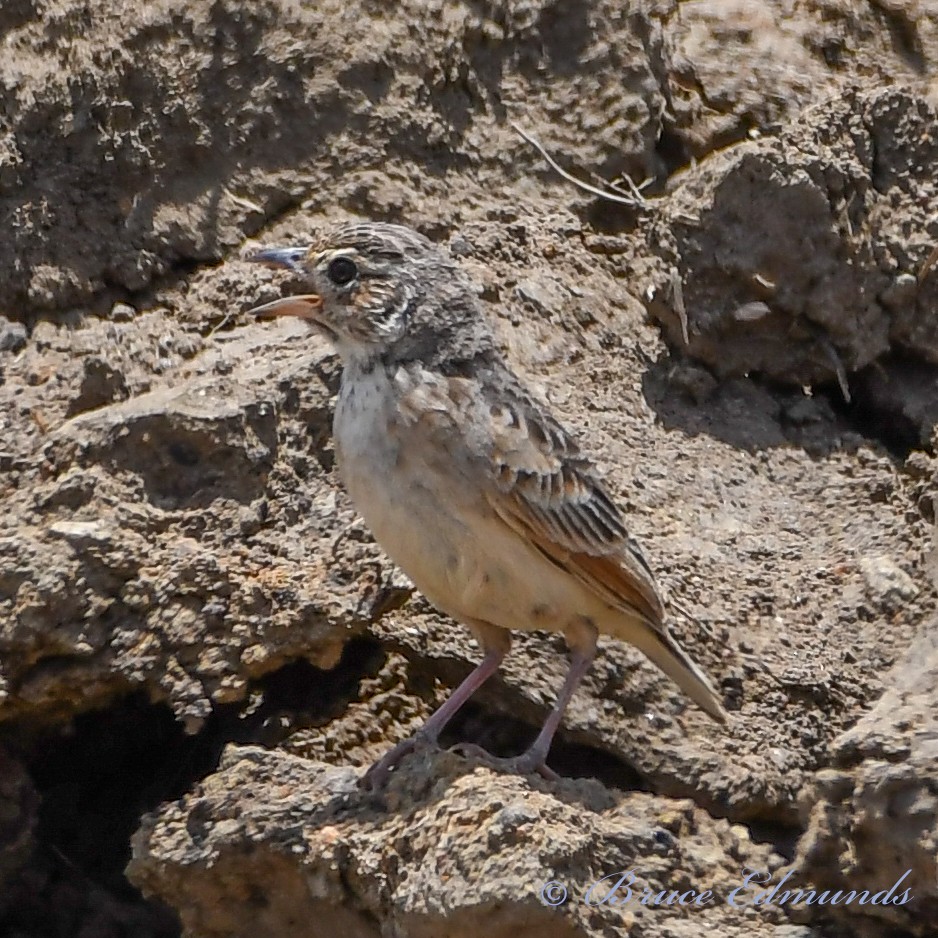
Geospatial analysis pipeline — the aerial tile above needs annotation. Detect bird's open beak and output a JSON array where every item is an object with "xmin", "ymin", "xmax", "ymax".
[
  {"xmin": 245, "ymin": 245, "xmax": 322, "ymax": 320},
  {"xmin": 249, "ymin": 294, "xmax": 323, "ymax": 320}
]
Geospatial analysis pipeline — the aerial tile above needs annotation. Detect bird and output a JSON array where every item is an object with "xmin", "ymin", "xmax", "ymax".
[{"xmin": 247, "ymin": 220, "xmax": 726, "ymax": 788}]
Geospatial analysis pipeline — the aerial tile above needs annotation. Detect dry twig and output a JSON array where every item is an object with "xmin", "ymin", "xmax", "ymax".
[
  {"xmin": 822, "ymin": 338, "xmax": 851, "ymax": 404},
  {"xmin": 918, "ymin": 243, "xmax": 938, "ymax": 283},
  {"xmin": 670, "ymin": 268, "xmax": 689, "ymax": 345},
  {"xmin": 512, "ymin": 123, "xmax": 649, "ymax": 208}
]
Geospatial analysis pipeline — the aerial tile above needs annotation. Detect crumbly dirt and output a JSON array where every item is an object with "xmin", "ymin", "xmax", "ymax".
[{"xmin": 2, "ymin": 2, "xmax": 938, "ymax": 937}]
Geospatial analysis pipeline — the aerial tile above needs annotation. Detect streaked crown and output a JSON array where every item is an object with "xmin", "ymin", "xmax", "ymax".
[{"xmin": 249, "ymin": 221, "xmax": 496, "ymax": 369}]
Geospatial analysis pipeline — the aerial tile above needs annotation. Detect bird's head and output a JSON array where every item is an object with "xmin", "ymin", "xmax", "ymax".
[{"xmin": 248, "ymin": 221, "xmax": 494, "ymax": 369}]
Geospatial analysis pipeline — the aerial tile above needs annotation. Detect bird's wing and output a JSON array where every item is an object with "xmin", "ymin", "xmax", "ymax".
[
  {"xmin": 394, "ymin": 361, "xmax": 664, "ymax": 625},
  {"xmin": 393, "ymin": 360, "xmax": 726, "ymax": 723},
  {"xmin": 479, "ymin": 374, "xmax": 666, "ymax": 626}
]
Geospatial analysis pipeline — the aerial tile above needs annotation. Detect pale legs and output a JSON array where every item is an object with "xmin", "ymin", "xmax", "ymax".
[
  {"xmin": 452, "ymin": 646, "xmax": 595, "ymax": 780},
  {"xmin": 362, "ymin": 619, "xmax": 597, "ymax": 787},
  {"xmin": 361, "ymin": 622, "xmax": 508, "ymax": 789}
]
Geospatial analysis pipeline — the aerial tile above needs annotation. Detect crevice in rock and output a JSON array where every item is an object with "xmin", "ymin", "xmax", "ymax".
[
  {"xmin": 382, "ymin": 636, "xmax": 818, "ymax": 857},
  {"xmin": 0, "ymin": 637, "xmax": 384, "ymax": 938},
  {"xmin": 642, "ymin": 356, "xmax": 851, "ymax": 456},
  {"xmin": 441, "ymin": 699, "xmax": 648, "ymax": 792},
  {"xmin": 240, "ymin": 638, "xmax": 388, "ymax": 748},
  {"xmin": 382, "ymin": 644, "xmax": 808, "ymax": 838},
  {"xmin": 643, "ymin": 348, "xmax": 938, "ymax": 461},
  {"xmin": 0, "ymin": 0, "xmax": 38, "ymax": 36},
  {"xmin": 439, "ymin": 692, "xmax": 807, "ymax": 865},
  {"xmin": 745, "ymin": 818, "xmax": 803, "ymax": 863},
  {"xmin": 839, "ymin": 353, "xmax": 938, "ymax": 459},
  {"xmin": 654, "ymin": 124, "xmax": 693, "ymax": 180},
  {"xmin": 1, "ymin": 698, "xmax": 189, "ymax": 938},
  {"xmin": 869, "ymin": 0, "xmax": 926, "ymax": 73}
]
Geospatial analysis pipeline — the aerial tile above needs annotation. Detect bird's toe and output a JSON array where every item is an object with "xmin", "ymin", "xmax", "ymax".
[{"xmin": 449, "ymin": 743, "xmax": 560, "ymax": 782}]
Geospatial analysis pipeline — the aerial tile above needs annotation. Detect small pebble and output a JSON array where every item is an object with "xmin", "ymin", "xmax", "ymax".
[{"xmin": 0, "ymin": 316, "xmax": 27, "ymax": 353}]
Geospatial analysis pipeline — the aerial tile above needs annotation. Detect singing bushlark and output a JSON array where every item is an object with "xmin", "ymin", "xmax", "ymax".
[{"xmin": 249, "ymin": 221, "xmax": 726, "ymax": 787}]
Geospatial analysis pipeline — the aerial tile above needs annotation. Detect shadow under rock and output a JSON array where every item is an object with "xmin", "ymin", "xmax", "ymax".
[
  {"xmin": 644, "ymin": 349, "xmax": 938, "ymax": 459},
  {"xmin": 441, "ymin": 699, "xmax": 647, "ymax": 793},
  {"xmin": 847, "ymin": 353, "xmax": 938, "ymax": 456},
  {"xmin": 641, "ymin": 353, "xmax": 868, "ymax": 456},
  {"xmin": 366, "ymin": 629, "xmax": 650, "ymax": 800},
  {"xmin": 0, "ymin": 637, "xmax": 385, "ymax": 938}
]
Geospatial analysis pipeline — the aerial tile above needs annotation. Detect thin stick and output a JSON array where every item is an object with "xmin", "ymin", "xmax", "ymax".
[
  {"xmin": 671, "ymin": 268, "xmax": 689, "ymax": 345},
  {"xmin": 206, "ymin": 312, "xmax": 233, "ymax": 338},
  {"xmin": 512, "ymin": 123, "xmax": 648, "ymax": 208},
  {"xmin": 822, "ymin": 338, "xmax": 851, "ymax": 404},
  {"xmin": 918, "ymin": 243, "xmax": 938, "ymax": 283},
  {"xmin": 590, "ymin": 172, "xmax": 632, "ymax": 198},
  {"xmin": 590, "ymin": 171, "xmax": 651, "ymax": 204}
]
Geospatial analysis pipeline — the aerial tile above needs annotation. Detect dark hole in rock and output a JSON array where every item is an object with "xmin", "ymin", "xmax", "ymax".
[
  {"xmin": 168, "ymin": 441, "xmax": 200, "ymax": 467},
  {"xmin": 641, "ymin": 345, "xmax": 938, "ymax": 462},
  {"xmin": 535, "ymin": 0, "xmax": 592, "ymax": 76},
  {"xmin": 0, "ymin": 637, "xmax": 384, "ymax": 938},
  {"xmin": 842, "ymin": 354, "xmax": 938, "ymax": 458},
  {"xmin": 642, "ymin": 359, "xmax": 860, "ymax": 456},
  {"xmin": 746, "ymin": 818, "xmax": 803, "ymax": 863},
  {"xmin": 654, "ymin": 125, "xmax": 692, "ymax": 179},
  {"xmin": 246, "ymin": 639, "xmax": 387, "ymax": 747},
  {"xmin": 584, "ymin": 196, "xmax": 643, "ymax": 236},
  {"xmin": 0, "ymin": 698, "xmax": 189, "ymax": 938}
]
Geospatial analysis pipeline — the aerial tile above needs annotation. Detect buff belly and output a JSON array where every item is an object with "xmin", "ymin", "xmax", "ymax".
[{"xmin": 333, "ymin": 366, "xmax": 616, "ymax": 636}]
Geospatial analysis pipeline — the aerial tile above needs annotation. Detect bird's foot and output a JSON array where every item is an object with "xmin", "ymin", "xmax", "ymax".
[
  {"xmin": 448, "ymin": 742, "xmax": 560, "ymax": 782},
  {"xmin": 360, "ymin": 732, "xmax": 438, "ymax": 790}
]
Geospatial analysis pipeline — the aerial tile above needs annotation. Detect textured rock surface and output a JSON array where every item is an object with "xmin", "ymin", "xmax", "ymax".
[
  {"xmin": 129, "ymin": 746, "xmax": 789, "ymax": 938},
  {"xmin": 796, "ymin": 621, "xmax": 938, "ymax": 936},
  {"xmin": 2, "ymin": 2, "xmax": 938, "ymax": 937},
  {"xmin": 639, "ymin": 90, "xmax": 938, "ymax": 389},
  {"xmin": 1, "ymin": 0, "xmax": 936, "ymax": 314},
  {"xmin": 1, "ymin": 323, "xmax": 401, "ymax": 731}
]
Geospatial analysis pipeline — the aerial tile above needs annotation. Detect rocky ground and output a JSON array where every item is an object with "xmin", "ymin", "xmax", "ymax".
[{"xmin": 1, "ymin": 1, "xmax": 938, "ymax": 936}]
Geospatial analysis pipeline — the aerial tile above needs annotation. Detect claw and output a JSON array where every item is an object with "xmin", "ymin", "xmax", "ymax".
[
  {"xmin": 360, "ymin": 734, "xmax": 433, "ymax": 790},
  {"xmin": 448, "ymin": 742, "xmax": 560, "ymax": 782}
]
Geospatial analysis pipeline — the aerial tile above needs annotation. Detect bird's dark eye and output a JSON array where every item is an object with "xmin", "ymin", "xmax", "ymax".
[{"xmin": 327, "ymin": 256, "xmax": 358, "ymax": 286}]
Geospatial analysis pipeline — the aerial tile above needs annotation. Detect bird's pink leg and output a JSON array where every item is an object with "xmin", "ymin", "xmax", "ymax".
[
  {"xmin": 452, "ymin": 646, "xmax": 596, "ymax": 781},
  {"xmin": 361, "ymin": 643, "xmax": 506, "ymax": 789},
  {"xmin": 515, "ymin": 647, "xmax": 595, "ymax": 773}
]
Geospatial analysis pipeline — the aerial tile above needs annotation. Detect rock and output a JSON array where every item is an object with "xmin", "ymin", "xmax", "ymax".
[
  {"xmin": 796, "ymin": 623, "xmax": 938, "ymax": 935},
  {"xmin": 0, "ymin": 327, "xmax": 391, "ymax": 729},
  {"xmin": 640, "ymin": 89, "xmax": 938, "ymax": 389},
  {"xmin": 859, "ymin": 556, "xmax": 919, "ymax": 606},
  {"xmin": 129, "ymin": 746, "xmax": 785, "ymax": 938},
  {"xmin": 65, "ymin": 356, "xmax": 130, "ymax": 416},
  {"xmin": 0, "ymin": 2, "xmax": 937, "ymax": 936},
  {"xmin": 0, "ymin": 317, "xmax": 27, "ymax": 354}
]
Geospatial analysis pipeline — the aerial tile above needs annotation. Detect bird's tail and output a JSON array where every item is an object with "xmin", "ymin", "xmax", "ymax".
[{"xmin": 632, "ymin": 621, "xmax": 728, "ymax": 723}]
